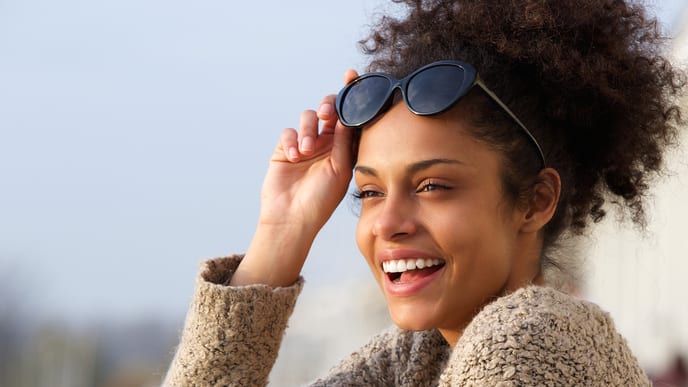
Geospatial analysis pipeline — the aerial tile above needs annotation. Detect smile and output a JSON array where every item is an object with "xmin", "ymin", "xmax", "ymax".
[{"xmin": 382, "ymin": 258, "xmax": 445, "ymax": 284}]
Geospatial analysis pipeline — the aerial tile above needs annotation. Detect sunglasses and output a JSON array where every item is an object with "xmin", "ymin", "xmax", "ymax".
[{"xmin": 335, "ymin": 60, "xmax": 546, "ymax": 167}]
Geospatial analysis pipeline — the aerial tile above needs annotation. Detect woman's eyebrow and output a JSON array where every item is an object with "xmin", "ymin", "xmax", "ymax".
[
  {"xmin": 353, "ymin": 165, "xmax": 378, "ymax": 177},
  {"xmin": 407, "ymin": 158, "xmax": 464, "ymax": 174},
  {"xmin": 354, "ymin": 158, "xmax": 464, "ymax": 177}
]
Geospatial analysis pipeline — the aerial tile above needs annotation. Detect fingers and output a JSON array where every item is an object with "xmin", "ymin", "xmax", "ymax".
[
  {"xmin": 298, "ymin": 110, "xmax": 318, "ymax": 156},
  {"xmin": 279, "ymin": 127, "xmax": 300, "ymax": 162},
  {"xmin": 279, "ymin": 109, "xmax": 318, "ymax": 162},
  {"xmin": 278, "ymin": 69, "xmax": 361, "ymax": 163},
  {"xmin": 317, "ymin": 95, "xmax": 338, "ymax": 135},
  {"xmin": 318, "ymin": 69, "xmax": 360, "ymax": 134}
]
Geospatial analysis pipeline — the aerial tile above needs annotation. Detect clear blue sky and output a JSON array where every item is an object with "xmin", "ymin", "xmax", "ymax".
[{"xmin": 1, "ymin": 0, "xmax": 685, "ymax": 323}]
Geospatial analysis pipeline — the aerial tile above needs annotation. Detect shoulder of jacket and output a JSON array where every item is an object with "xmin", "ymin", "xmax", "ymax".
[
  {"xmin": 475, "ymin": 285, "xmax": 610, "ymax": 332},
  {"xmin": 459, "ymin": 285, "xmax": 615, "ymax": 354},
  {"xmin": 443, "ymin": 286, "xmax": 648, "ymax": 386}
]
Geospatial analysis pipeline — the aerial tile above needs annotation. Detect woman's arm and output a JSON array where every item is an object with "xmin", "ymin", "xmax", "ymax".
[
  {"xmin": 166, "ymin": 71, "xmax": 361, "ymax": 385},
  {"xmin": 231, "ymin": 70, "xmax": 359, "ymax": 288}
]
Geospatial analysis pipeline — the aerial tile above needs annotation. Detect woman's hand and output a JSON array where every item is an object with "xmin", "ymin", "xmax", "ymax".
[{"xmin": 231, "ymin": 70, "xmax": 359, "ymax": 287}]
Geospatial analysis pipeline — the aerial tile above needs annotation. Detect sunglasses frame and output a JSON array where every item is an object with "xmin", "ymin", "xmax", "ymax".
[{"xmin": 335, "ymin": 60, "xmax": 546, "ymax": 168}]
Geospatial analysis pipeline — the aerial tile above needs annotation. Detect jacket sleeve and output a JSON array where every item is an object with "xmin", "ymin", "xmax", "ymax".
[
  {"xmin": 163, "ymin": 255, "xmax": 304, "ymax": 387},
  {"xmin": 439, "ymin": 286, "xmax": 650, "ymax": 387}
]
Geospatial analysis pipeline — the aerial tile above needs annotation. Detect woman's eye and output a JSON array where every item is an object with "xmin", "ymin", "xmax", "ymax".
[
  {"xmin": 352, "ymin": 189, "xmax": 383, "ymax": 199},
  {"xmin": 418, "ymin": 182, "xmax": 449, "ymax": 193}
]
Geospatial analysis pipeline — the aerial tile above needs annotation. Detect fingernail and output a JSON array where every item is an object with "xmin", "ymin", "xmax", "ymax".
[
  {"xmin": 301, "ymin": 136, "xmax": 314, "ymax": 152},
  {"xmin": 288, "ymin": 147, "xmax": 299, "ymax": 160},
  {"xmin": 318, "ymin": 103, "xmax": 334, "ymax": 116}
]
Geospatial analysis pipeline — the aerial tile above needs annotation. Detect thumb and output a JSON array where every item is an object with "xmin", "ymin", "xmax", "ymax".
[{"xmin": 330, "ymin": 121, "xmax": 355, "ymax": 177}]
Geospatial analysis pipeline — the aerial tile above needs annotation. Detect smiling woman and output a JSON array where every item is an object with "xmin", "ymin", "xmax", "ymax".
[{"xmin": 164, "ymin": 0, "xmax": 685, "ymax": 385}]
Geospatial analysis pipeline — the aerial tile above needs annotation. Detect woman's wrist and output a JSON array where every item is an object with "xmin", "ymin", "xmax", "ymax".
[{"xmin": 229, "ymin": 223, "xmax": 317, "ymax": 287}]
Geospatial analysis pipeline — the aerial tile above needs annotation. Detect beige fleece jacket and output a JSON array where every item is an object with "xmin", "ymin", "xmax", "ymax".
[{"xmin": 164, "ymin": 256, "xmax": 649, "ymax": 386}]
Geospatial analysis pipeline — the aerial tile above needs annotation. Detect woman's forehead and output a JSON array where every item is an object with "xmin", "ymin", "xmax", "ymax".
[{"xmin": 355, "ymin": 104, "xmax": 499, "ymax": 172}]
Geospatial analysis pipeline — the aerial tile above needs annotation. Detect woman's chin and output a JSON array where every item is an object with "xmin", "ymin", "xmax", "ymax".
[{"xmin": 386, "ymin": 303, "xmax": 437, "ymax": 331}]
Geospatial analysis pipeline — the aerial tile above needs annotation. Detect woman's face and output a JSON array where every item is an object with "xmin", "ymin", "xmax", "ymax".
[{"xmin": 354, "ymin": 101, "xmax": 541, "ymax": 345}]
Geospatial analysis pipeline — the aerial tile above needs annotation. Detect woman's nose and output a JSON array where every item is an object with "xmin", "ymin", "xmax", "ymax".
[{"xmin": 372, "ymin": 196, "xmax": 418, "ymax": 240}]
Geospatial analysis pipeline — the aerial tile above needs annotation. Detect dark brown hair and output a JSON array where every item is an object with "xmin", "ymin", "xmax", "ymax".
[{"xmin": 359, "ymin": 0, "xmax": 685, "ymax": 282}]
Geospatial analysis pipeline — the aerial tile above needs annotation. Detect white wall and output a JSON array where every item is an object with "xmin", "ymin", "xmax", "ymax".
[{"xmin": 584, "ymin": 9, "xmax": 688, "ymax": 373}]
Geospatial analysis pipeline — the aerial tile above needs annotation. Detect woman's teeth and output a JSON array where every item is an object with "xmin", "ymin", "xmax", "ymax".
[{"xmin": 382, "ymin": 258, "xmax": 443, "ymax": 273}]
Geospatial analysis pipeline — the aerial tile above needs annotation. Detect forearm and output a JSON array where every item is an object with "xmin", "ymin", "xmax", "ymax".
[{"xmin": 231, "ymin": 223, "xmax": 317, "ymax": 288}]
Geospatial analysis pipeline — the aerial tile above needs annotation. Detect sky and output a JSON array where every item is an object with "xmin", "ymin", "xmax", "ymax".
[{"xmin": 1, "ymin": 0, "xmax": 686, "ymax": 325}]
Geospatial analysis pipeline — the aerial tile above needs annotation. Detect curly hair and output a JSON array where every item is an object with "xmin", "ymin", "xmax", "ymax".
[{"xmin": 359, "ymin": 0, "xmax": 685, "ymax": 284}]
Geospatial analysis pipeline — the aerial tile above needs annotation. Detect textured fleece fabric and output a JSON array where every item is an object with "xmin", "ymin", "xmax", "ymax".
[{"xmin": 164, "ymin": 256, "xmax": 650, "ymax": 386}]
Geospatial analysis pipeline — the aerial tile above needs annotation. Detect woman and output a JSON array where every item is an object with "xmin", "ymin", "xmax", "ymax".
[{"xmin": 165, "ymin": 0, "xmax": 685, "ymax": 385}]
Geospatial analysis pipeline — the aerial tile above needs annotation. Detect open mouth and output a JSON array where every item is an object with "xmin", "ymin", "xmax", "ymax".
[{"xmin": 382, "ymin": 258, "xmax": 445, "ymax": 283}]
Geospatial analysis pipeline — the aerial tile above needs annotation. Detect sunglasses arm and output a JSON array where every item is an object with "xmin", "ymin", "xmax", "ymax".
[{"xmin": 475, "ymin": 78, "xmax": 547, "ymax": 167}]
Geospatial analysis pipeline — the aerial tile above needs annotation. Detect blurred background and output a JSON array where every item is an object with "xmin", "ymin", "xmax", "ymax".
[{"xmin": 1, "ymin": 1, "xmax": 687, "ymax": 386}]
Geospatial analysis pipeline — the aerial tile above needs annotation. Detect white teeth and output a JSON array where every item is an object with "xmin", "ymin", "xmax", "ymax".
[{"xmin": 382, "ymin": 258, "xmax": 444, "ymax": 273}]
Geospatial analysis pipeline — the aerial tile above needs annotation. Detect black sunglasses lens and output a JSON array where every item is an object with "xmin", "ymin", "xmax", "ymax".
[
  {"xmin": 340, "ymin": 76, "xmax": 391, "ymax": 126},
  {"xmin": 407, "ymin": 65, "xmax": 466, "ymax": 114}
]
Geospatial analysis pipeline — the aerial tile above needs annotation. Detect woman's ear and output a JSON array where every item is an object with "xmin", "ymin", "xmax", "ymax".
[{"xmin": 521, "ymin": 167, "xmax": 561, "ymax": 233}]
